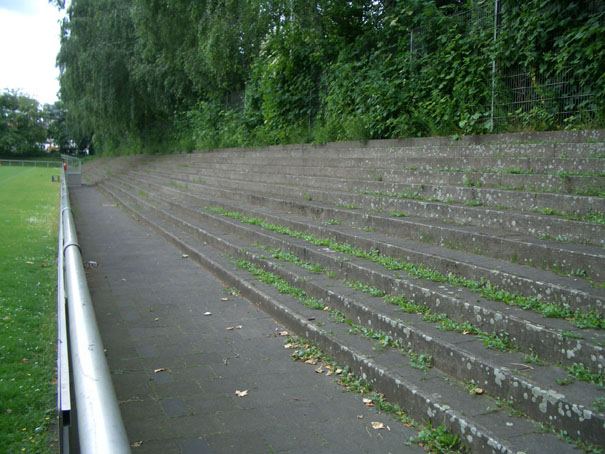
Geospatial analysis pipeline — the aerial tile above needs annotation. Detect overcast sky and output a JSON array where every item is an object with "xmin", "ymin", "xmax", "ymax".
[{"xmin": 0, "ymin": 0, "xmax": 63, "ymax": 106}]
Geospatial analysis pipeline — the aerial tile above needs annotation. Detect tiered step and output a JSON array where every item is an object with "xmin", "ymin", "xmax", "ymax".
[{"xmin": 84, "ymin": 130, "xmax": 605, "ymax": 453}]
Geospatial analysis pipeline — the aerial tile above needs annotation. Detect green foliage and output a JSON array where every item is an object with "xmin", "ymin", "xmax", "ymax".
[
  {"xmin": 56, "ymin": 1, "xmax": 605, "ymax": 153},
  {"xmin": 0, "ymin": 91, "xmax": 47, "ymax": 156}
]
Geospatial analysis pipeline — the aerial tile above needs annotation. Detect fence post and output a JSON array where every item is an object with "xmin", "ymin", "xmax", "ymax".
[{"xmin": 490, "ymin": 0, "xmax": 501, "ymax": 131}]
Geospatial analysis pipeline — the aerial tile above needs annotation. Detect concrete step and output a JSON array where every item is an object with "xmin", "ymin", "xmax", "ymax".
[
  {"xmin": 111, "ymin": 176, "xmax": 605, "ymax": 365},
  {"xmin": 129, "ymin": 173, "xmax": 604, "ymax": 316},
  {"xmin": 148, "ymin": 158, "xmax": 605, "ymax": 196},
  {"xmin": 147, "ymin": 165, "xmax": 605, "ymax": 217},
  {"xmin": 132, "ymin": 171, "xmax": 605, "ymax": 280},
  {"xmin": 98, "ymin": 176, "xmax": 604, "ymax": 452},
  {"xmin": 173, "ymin": 152, "xmax": 605, "ymax": 175}
]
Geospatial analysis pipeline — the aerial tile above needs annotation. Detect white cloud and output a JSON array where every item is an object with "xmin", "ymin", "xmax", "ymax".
[{"xmin": 0, "ymin": 0, "xmax": 63, "ymax": 105}]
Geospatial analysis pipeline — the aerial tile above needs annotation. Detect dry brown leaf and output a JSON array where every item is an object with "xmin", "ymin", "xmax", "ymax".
[
  {"xmin": 284, "ymin": 343, "xmax": 292, "ymax": 349},
  {"xmin": 362, "ymin": 398, "xmax": 374, "ymax": 407},
  {"xmin": 154, "ymin": 317, "xmax": 159, "ymax": 321},
  {"xmin": 131, "ymin": 441, "xmax": 143, "ymax": 447},
  {"xmin": 226, "ymin": 326, "xmax": 234, "ymax": 331},
  {"xmin": 371, "ymin": 422, "xmax": 385, "ymax": 430},
  {"xmin": 326, "ymin": 370, "xmax": 333, "ymax": 376},
  {"xmin": 154, "ymin": 368, "xmax": 168, "ymax": 373},
  {"xmin": 235, "ymin": 390, "xmax": 248, "ymax": 397},
  {"xmin": 335, "ymin": 368, "xmax": 343, "ymax": 375},
  {"xmin": 221, "ymin": 297, "xmax": 229, "ymax": 301},
  {"xmin": 304, "ymin": 358, "xmax": 318, "ymax": 365},
  {"xmin": 357, "ymin": 414, "xmax": 364, "ymax": 419},
  {"xmin": 470, "ymin": 387, "xmax": 484, "ymax": 395},
  {"xmin": 26, "ymin": 261, "xmax": 34, "ymax": 265},
  {"xmin": 462, "ymin": 330, "xmax": 470, "ymax": 335},
  {"xmin": 181, "ymin": 254, "xmax": 189, "ymax": 259},
  {"xmin": 323, "ymin": 306, "xmax": 329, "ymax": 311},
  {"xmin": 236, "ymin": 325, "xmax": 243, "ymax": 329},
  {"xmin": 279, "ymin": 330, "xmax": 289, "ymax": 336},
  {"xmin": 204, "ymin": 312, "xmax": 212, "ymax": 316},
  {"xmin": 315, "ymin": 365, "xmax": 324, "ymax": 374}
]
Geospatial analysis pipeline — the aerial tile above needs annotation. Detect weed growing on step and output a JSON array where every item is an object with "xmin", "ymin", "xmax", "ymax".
[
  {"xmin": 389, "ymin": 211, "xmax": 406, "ymax": 217},
  {"xmin": 325, "ymin": 219, "xmax": 341, "ymax": 225},
  {"xmin": 337, "ymin": 203, "xmax": 360, "ymax": 209},
  {"xmin": 535, "ymin": 421, "xmax": 603, "ymax": 454},
  {"xmin": 234, "ymin": 260, "xmax": 324, "ymax": 310},
  {"xmin": 592, "ymin": 397, "xmax": 605, "ymax": 412},
  {"xmin": 286, "ymin": 336, "xmax": 466, "ymax": 452},
  {"xmin": 254, "ymin": 244, "xmax": 325, "ymax": 274},
  {"xmin": 138, "ymin": 189, "xmax": 149, "ymax": 198},
  {"xmin": 412, "ymin": 422, "xmax": 467, "ymax": 454},
  {"xmin": 205, "ymin": 205, "xmax": 604, "ymax": 330},
  {"xmin": 567, "ymin": 363, "xmax": 604, "ymax": 387},
  {"xmin": 523, "ymin": 349, "xmax": 546, "ymax": 365}
]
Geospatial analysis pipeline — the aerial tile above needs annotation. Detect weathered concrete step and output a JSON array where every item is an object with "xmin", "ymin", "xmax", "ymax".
[
  {"xmin": 98, "ymin": 179, "xmax": 603, "ymax": 452},
  {"xmin": 149, "ymin": 158, "xmax": 605, "ymax": 196},
  {"xmin": 136, "ymin": 169, "xmax": 605, "ymax": 254},
  {"xmin": 179, "ymin": 140, "xmax": 605, "ymax": 163},
  {"xmin": 150, "ymin": 165, "xmax": 605, "ymax": 217},
  {"xmin": 173, "ymin": 152, "xmax": 605, "ymax": 175},
  {"xmin": 110, "ymin": 177, "xmax": 605, "ymax": 374},
  {"xmin": 131, "ymin": 171, "xmax": 605, "ymax": 282},
  {"xmin": 134, "ymin": 172, "xmax": 604, "ymax": 315}
]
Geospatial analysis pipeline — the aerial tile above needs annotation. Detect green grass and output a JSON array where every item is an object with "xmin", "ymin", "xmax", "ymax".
[{"xmin": 0, "ymin": 167, "xmax": 60, "ymax": 452}]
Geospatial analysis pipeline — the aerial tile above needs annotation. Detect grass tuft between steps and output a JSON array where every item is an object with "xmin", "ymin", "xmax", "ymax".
[{"xmin": 205, "ymin": 205, "xmax": 604, "ymax": 330}]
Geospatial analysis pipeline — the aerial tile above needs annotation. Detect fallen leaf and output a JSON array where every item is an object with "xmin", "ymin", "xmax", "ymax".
[
  {"xmin": 363, "ymin": 398, "xmax": 374, "ymax": 407},
  {"xmin": 371, "ymin": 422, "xmax": 385, "ymax": 430},
  {"xmin": 326, "ymin": 369, "xmax": 333, "ymax": 376},
  {"xmin": 235, "ymin": 325, "xmax": 243, "ymax": 329},
  {"xmin": 221, "ymin": 298, "xmax": 229, "ymax": 301},
  {"xmin": 335, "ymin": 368, "xmax": 343, "ymax": 375},
  {"xmin": 470, "ymin": 387, "xmax": 484, "ymax": 395},
  {"xmin": 181, "ymin": 254, "xmax": 189, "ymax": 259},
  {"xmin": 357, "ymin": 414, "xmax": 363, "ymax": 419},
  {"xmin": 40, "ymin": 263, "xmax": 47, "ymax": 268},
  {"xmin": 26, "ymin": 261, "xmax": 34, "ymax": 265},
  {"xmin": 204, "ymin": 312, "xmax": 212, "ymax": 316},
  {"xmin": 279, "ymin": 331, "xmax": 289, "ymax": 336},
  {"xmin": 462, "ymin": 330, "xmax": 470, "ymax": 335},
  {"xmin": 154, "ymin": 317, "xmax": 159, "ymax": 321},
  {"xmin": 323, "ymin": 306, "xmax": 329, "ymax": 311},
  {"xmin": 235, "ymin": 390, "xmax": 248, "ymax": 397},
  {"xmin": 131, "ymin": 441, "xmax": 143, "ymax": 448},
  {"xmin": 154, "ymin": 368, "xmax": 168, "ymax": 373},
  {"xmin": 22, "ymin": 358, "xmax": 29, "ymax": 363},
  {"xmin": 284, "ymin": 343, "xmax": 292, "ymax": 349},
  {"xmin": 226, "ymin": 326, "xmax": 234, "ymax": 331},
  {"xmin": 304, "ymin": 358, "xmax": 318, "ymax": 365},
  {"xmin": 315, "ymin": 365, "xmax": 324, "ymax": 374}
]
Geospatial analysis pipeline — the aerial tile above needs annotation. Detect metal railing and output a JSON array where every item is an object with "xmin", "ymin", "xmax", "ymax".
[
  {"xmin": 61, "ymin": 155, "xmax": 82, "ymax": 187},
  {"xmin": 57, "ymin": 168, "xmax": 131, "ymax": 454}
]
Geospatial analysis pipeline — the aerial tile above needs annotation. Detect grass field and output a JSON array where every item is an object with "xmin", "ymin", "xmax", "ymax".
[{"xmin": 0, "ymin": 167, "xmax": 60, "ymax": 453}]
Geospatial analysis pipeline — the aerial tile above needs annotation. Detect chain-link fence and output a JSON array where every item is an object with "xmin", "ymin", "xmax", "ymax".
[{"xmin": 409, "ymin": 1, "xmax": 601, "ymax": 130}]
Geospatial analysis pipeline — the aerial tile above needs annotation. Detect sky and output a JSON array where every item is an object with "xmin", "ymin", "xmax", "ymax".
[{"xmin": 0, "ymin": 0, "xmax": 64, "ymax": 106}]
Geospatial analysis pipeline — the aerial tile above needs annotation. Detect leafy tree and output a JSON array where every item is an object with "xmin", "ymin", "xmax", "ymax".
[{"xmin": 0, "ymin": 91, "xmax": 47, "ymax": 157}]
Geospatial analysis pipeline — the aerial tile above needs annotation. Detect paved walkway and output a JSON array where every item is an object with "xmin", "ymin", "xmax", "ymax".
[{"xmin": 71, "ymin": 185, "xmax": 422, "ymax": 454}]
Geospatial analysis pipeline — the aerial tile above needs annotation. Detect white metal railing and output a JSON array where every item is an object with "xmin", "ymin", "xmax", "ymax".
[{"xmin": 58, "ymin": 169, "xmax": 131, "ymax": 454}]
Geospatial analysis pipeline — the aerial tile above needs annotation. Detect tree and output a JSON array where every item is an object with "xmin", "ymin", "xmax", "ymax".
[{"xmin": 0, "ymin": 91, "xmax": 47, "ymax": 157}]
